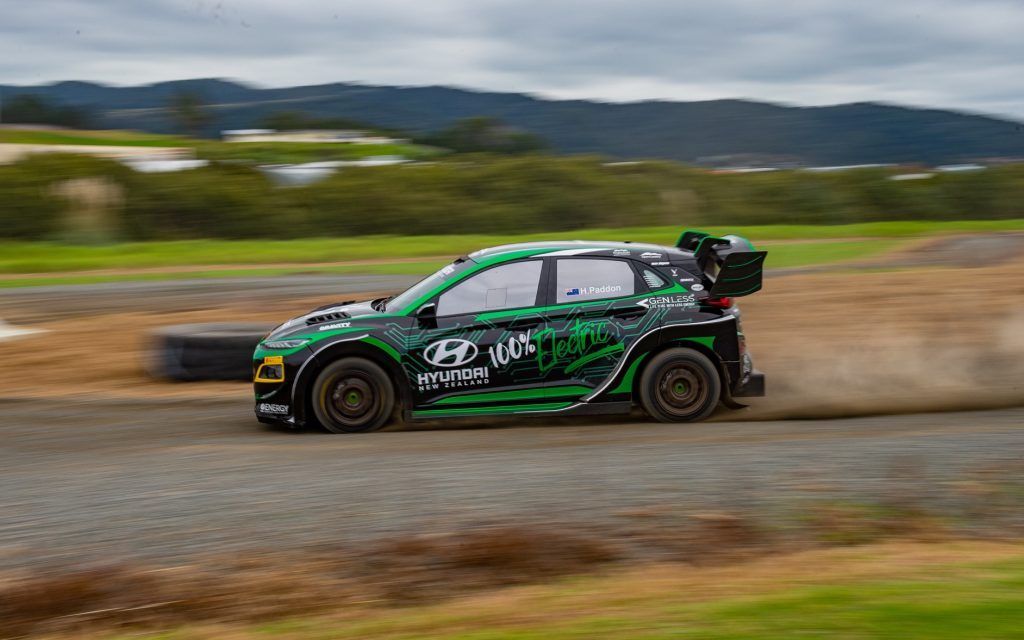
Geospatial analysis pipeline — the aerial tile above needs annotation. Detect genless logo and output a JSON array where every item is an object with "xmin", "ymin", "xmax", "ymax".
[{"xmin": 423, "ymin": 339, "xmax": 478, "ymax": 367}]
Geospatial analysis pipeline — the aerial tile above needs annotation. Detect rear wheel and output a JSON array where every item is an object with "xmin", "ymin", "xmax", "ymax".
[
  {"xmin": 312, "ymin": 358, "xmax": 395, "ymax": 433},
  {"xmin": 639, "ymin": 348, "xmax": 721, "ymax": 423}
]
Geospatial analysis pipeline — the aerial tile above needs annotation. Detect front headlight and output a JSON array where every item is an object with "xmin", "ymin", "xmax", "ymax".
[{"xmin": 262, "ymin": 339, "xmax": 310, "ymax": 350}]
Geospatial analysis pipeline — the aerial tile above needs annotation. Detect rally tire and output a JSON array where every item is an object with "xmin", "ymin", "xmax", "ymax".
[
  {"xmin": 312, "ymin": 357, "xmax": 395, "ymax": 433},
  {"xmin": 638, "ymin": 348, "xmax": 721, "ymax": 423}
]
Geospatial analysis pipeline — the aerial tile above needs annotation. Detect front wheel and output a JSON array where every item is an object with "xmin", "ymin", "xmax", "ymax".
[
  {"xmin": 639, "ymin": 348, "xmax": 721, "ymax": 423},
  {"xmin": 312, "ymin": 357, "xmax": 395, "ymax": 433}
]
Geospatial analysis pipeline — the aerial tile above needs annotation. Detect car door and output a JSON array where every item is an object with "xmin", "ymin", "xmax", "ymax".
[
  {"xmin": 402, "ymin": 259, "xmax": 549, "ymax": 410},
  {"xmin": 538, "ymin": 257, "xmax": 660, "ymax": 400}
]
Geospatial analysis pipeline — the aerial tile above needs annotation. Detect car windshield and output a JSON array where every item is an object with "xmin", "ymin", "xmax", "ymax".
[{"xmin": 385, "ymin": 258, "xmax": 473, "ymax": 313}]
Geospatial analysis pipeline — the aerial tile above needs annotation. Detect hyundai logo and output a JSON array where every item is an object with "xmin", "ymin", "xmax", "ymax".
[{"xmin": 423, "ymin": 339, "xmax": 478, "ymax": 367}]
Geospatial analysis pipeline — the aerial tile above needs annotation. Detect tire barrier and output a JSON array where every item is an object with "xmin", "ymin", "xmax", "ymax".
[{"xmin": 148, "ymin": 323, "xmax": 275, "ymax": 381}]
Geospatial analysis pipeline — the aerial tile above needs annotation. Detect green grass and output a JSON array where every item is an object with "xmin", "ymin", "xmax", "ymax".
[
  {"xmin": 711, "ymin": 218, "xmax": 1024, "ymax": 240},
  {"xmin": 8, "ymin": 219, "xmax": 1021, "ymax": 273},
  {"xmin": 0, "ymin": 127, "xmax": 442, "ymax": 162},
  {"xmin": 123, "ymin": 550, "xmax": 1024, "ymax": 639},
  {"xmin": 0, "ymin": 239, "xmax": 901, "ymax": 289},
  {"xmin": 193, "ymin": 140, "xmax": 444, "ymax": 163},
  {"xmin": 0, "ymin": 261, "xmax": 446, "ymax": 289},
  {"xmin": 2, "ymin": 219, "xmax": 1020, "ymax": 287},
  {"xmin": 0, "ymin": 128, "xmax": 192, "ymax": 147}
]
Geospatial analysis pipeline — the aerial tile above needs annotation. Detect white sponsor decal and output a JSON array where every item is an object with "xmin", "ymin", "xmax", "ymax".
[
  {"xmin": 651, "ymin": 261, "xmax": 670, "ymax": 266},
  {"xmin": 678, "ymin": 277, "xmax": 695, "ymax": 283},
  {"xmin": 417, "ymin": 367, "xmax": 490, "ymax": 391},
  {"xmin": 637, "ymin": 294, "xmax": 697, "ymax": 309},
  {"xmin": 612, "ymin": 248, "xmax": 630, "ymax": 256},
  {"xmin": 669, "ymin": 268, "xmax": 679, "ymax": 276},
  {"xmin": 424, "ymin": 339, "xmax": 478, "ymax": 367},
  {"xmin": 319, "ymin": 322, "xmax": 351, "ymax": 331},
  {"xmin": 575, "ymin": 284, "xmax": 622, "ymax": 296},
  {"xmin": 258, "ymin": 403, "xmax": 289, "ymax": 414},
  {"xmin": 639, "ymin": 252, "xmax": 663, "ymax": 259},
  {"xmin": 489, "ymin": 331, "xmax": 536, "ymax": 367},
  {"xmin": 690, "ymin": 283, "xmax": 705, "ymax": 292}
]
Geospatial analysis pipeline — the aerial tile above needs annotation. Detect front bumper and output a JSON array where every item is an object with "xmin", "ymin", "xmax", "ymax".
[
  {"xmin": 253, "ymin": 348, "xmax": 310, "ymax": 427},
  {"xmin": 733, "ymin": 369, "xmax": 766, "ymax": 397}
]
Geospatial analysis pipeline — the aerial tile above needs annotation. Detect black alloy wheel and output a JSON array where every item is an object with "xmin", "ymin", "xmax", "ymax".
[
  {"xmin": 639, "ymin": 348, "xmax": 721, "ymax": 423},
  {"xmin": 312, "ymin": 357, "xmax": 395, "ymax": 433}
]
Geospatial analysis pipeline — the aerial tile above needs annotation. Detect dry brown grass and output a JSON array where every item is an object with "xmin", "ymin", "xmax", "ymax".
[
  {"xmin": 0, "ymin": 525, "xmax": 622, "ymax": 638},
  {"xmin": 3, "ymin": 497, "xmax": 999, "ymax": 639}
]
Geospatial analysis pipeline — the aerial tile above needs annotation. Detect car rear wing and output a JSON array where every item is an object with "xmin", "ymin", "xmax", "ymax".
[{"xmin": 676, "ymin": 229, "xmax": 767, "ymax": 298}]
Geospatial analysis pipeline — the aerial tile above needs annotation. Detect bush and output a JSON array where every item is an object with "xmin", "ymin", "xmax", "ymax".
[
  {"xmin": 3, "ymin": 153, "xmax": 1024, "ymax": 242},
  {"xmin": 120, "ymin": 164, "xmax": 284, "ymax": 240},
  {"xmin": 0, "ymin": 163, "xmax": 64, "ymax": 239}
]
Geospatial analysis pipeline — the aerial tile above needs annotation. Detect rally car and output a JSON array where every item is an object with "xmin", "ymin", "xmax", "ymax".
[{"xmin": 254, "ymin": 230, "xmax": 766, "ymax": 432}]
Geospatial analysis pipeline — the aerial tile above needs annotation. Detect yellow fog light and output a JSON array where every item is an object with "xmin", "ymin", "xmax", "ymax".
[{"xmin": 255, "ymin": 356, "xmax": 285, "ymax": 383}]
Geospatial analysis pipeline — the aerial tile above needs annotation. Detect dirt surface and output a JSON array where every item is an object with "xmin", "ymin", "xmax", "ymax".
[
  {"xmin": 1, "ymin": 235, "xmax": 1023, "ymax": 574},
  {"xmin": 1, "ymin": 256, "xmax": 1022, "ymax": 416}
]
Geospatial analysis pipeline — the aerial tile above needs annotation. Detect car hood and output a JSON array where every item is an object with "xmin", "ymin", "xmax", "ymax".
[{"xmin": 264, "ymin": 299, "xmax": 383, "ymax": 341}]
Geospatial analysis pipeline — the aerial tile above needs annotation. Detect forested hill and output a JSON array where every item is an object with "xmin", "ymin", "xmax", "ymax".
[{"xmin": 4, "ymin": 78, "xmax": 1024, "ymax": 165}]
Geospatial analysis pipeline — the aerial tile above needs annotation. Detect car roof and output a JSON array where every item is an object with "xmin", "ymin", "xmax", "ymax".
[{"xmin": 469, "ymin": 240, "xmax": 690, "ymax": 262}]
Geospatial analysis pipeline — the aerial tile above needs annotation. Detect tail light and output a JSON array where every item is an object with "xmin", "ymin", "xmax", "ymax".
[{"xmin": 705, "ymin": 296, "xmax": 733, "ymax": 309}]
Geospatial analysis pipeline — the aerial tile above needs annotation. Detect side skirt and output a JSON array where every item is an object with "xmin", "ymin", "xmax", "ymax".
[{"xmin": 410, "ymin": 400, "xmax": 633, "ymax": 421}]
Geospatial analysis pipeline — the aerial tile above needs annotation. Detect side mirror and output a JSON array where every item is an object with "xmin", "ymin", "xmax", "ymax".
[{"xmin": 416, "ymin": 303, "xmax": 437, "ymax": 327}]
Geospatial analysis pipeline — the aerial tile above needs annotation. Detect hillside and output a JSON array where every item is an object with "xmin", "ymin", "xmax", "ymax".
[{"xmin": 3, "ymin": 78, "xmax": 1024, "ymax": 165}]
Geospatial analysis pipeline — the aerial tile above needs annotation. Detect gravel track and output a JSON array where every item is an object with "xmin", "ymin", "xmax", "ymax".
[
  {"xmin": 2, "ymin": 233, "xmax": 1022, "ymax": 570},
  {"xmin": 1, "ymin": 398, "xmax": 1021, "ymax": 569}
]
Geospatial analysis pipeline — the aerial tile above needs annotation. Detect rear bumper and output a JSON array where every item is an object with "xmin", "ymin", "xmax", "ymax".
[{"xmin": 733, "ymin": 369, "xmax": 766, "ymax": 397}]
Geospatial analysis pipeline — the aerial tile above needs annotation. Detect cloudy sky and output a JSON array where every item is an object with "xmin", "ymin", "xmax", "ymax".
[{"xmin": 3, "ymin": 0, "xmax": 1024, "ymax": 118}]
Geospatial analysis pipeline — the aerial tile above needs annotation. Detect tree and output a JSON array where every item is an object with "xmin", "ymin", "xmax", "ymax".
[
  {"xmin": 259, "ymin": 110, "xmax": 379, "ymax": 132},
  {"xmin": 420, "ymin": 117, "xmax": 547, "ymax": 154},
  {"xmin": 1, "ymin": 94, "xmax": 92, "ymax": 128},
  {"xmin": 167, "ymin": 92, "xmax": 211, "ymax": 138}
]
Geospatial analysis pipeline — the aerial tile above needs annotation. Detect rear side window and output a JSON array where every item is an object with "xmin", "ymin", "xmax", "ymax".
[
  {"xmin": 437, "ymin": 260, "xmax": 543, "ymax": 316},
  {"xmin": 641, "ymin": 269, "xmax": 667, "ymax": 289},
  {"xmin": 556, "ymin": 258, "xmax": 635, "ymax": 303}
]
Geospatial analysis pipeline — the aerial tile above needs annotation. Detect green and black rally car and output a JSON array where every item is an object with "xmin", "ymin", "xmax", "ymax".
[{"xmin": 254, "ymin": 230, "xmax": 766, "ymax": 432}]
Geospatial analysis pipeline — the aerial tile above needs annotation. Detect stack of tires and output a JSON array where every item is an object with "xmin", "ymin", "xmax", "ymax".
[{"xmin": 148, "ymin": 323, "xmax": 275, "ymax": 381}]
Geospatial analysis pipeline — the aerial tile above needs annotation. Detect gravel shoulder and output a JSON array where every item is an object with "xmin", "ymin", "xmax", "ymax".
[{"xmin": 1, "ymin": 397, "xmax": 1022, "ymax": 569}]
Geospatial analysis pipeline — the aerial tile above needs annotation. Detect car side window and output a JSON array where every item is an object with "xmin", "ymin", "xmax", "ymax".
[
  {"xmin": 436, "ymin": 260, "xmax": 543, "ymax": 316},
  {"xmin": 555, "ymin": 258, "xmax": 636, "ymax": 303}
]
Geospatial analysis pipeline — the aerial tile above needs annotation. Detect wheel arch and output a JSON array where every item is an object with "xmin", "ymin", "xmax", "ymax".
[
  {"xmin": 631, "ymin": 339, "xmax": 730, "ymax": 402},
  {"xmin": 293, "ymin": 338, "xmax": 409, "ymax": 426}
]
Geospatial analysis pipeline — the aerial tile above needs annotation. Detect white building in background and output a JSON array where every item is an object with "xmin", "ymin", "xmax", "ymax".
[
  {"xmin": 119, "ymin": 157, "xmax": 209, "ymax": 173},
  {"xmin": 259, "ymin": 157, "xmax": 410, "ymax": 186},
  {"xmin": 221, "ymin": 129, "xmax": 406, "ymax": 145},
  {"xmin": 802, "ymin": 163, "xmax": 895, "ymax": 172}
]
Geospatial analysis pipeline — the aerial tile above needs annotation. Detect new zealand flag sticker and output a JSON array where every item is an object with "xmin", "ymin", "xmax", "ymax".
[{"xmin": 564, "ymin": 287, "xmax": 580, "ymax": 296}]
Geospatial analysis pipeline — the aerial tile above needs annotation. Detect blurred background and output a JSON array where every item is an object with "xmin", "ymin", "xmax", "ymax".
[{"xmin": 2, "ymin": 1, "xmax": 1024, "ymax": 638}]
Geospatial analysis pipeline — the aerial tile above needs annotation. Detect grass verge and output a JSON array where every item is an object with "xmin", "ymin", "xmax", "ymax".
[
  {"xmin": 16, "ymin": 542, "xmax": 1024, "ymax": 639},
  {"xmin": 6, "ymin": 462, "xmax": 1024, "ymax": 639},
  {"xmin": 16, "ymin": 217, "xmax": 1023, "ymax": 275},
  {"xmin": 0, "ymin": 128, "xmax": 191, "ymax": 147},
  {"xmin": 244, "ymin": 545, "xmax": 1024, "ymax": 640},
  {"xmin": 0, "ymin": 239, "xmax": 906, "ymax": 288}
]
